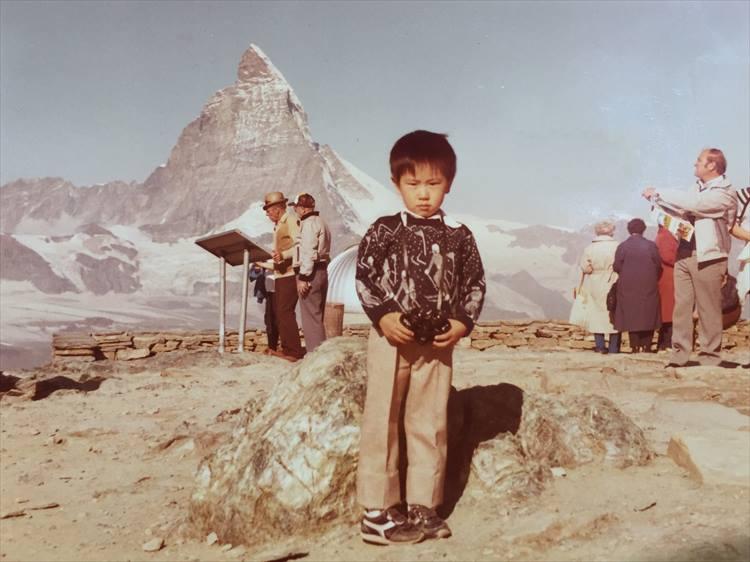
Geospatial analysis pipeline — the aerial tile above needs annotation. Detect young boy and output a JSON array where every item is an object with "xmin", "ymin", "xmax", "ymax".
[{"xmin": 355, "ymin": 130, "xmax": 486, "ymax": 545}]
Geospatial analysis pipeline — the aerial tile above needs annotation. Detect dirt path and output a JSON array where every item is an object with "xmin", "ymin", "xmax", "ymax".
[{"xmin": 1, "ymin": 346, "xmax": 748, "ymax": 561}]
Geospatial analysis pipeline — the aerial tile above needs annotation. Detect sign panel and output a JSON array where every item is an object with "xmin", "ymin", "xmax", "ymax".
[{"xmin": 195, "ymin": 229, "xmax": 272, "ymax": 266}]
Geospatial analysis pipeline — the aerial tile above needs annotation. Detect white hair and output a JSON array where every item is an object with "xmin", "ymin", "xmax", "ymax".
[{"xmin": 594, "ymin": 220, "xmax": 615, "ymax": 236}]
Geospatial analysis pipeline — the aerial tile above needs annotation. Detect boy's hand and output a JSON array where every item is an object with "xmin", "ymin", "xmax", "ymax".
[
  {"xmin": 378, "ymin": 312, "xmax": 414, "ymax": 345},
  {"xmin": 432, "ymin": 319, "xmax": 468, "ymax": 349}
]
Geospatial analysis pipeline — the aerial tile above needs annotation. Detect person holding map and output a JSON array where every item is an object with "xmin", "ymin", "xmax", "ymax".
[{"xmin": 642, "ymin": 148, "xmax": 737, "ymax": 367}]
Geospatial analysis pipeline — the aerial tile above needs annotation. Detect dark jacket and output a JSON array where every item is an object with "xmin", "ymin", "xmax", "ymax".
[
  {"xmin": 613, "ymin": 234, "xmax": 662, "ymax": 332},
  {"xmin": 355, "ymin": 211, "xmax": 486, "ymax": 333}
]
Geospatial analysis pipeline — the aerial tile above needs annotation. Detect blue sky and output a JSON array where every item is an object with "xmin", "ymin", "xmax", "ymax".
[{"xmin": 1, "ymin": 0, "xmax": 748, "ymax": 227}]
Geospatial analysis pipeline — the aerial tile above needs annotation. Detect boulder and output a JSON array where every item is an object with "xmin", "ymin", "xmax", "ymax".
[
  {"xmin": 189, "ymin": 338, "xmax": 652, "ymax": 549},
  {"xmin": 667, "ymin": 431, "xmax": 750, "ymax": 486},
  {"xmin": 466, "ymin": 438, "xmax": 549, "ymax": 500},
  {"xmin": 189, "ymin": 338, "xmax": 366, "ymax": 547},
  {"xmin": 519, "ymin": 394, "xmax": 653, "ymax": 469}
]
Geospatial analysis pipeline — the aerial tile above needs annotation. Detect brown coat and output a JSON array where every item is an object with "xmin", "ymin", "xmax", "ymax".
[{"xmin": 655, "ymin": 226, "xmax": 678, "ymax": 323}]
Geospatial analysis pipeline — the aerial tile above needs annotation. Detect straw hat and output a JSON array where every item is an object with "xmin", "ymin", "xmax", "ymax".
[{"xmin": 262, "ymin": 191, "xmax": 288, "ymax": 210}]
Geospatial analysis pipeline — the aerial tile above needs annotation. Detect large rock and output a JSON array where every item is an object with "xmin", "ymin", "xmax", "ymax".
[
  {"xmin": 667, "ymin": 431, "xmax": 750, "ymax": 486},
  {"xmin": 189, "ymin": 338, "xmax": 653, "ymax": 549},
  {"xmin": 189, "ymin": 338, "xmax": 366, "ymax": 546},
  {"xmin": 519, "ymin": 393, "xmax": 653, "ymax": 469}
]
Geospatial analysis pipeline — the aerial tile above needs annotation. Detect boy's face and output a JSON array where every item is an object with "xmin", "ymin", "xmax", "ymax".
[{"xmin": 393, "ymin": 163, "xmax": 450, "ymax": 218}]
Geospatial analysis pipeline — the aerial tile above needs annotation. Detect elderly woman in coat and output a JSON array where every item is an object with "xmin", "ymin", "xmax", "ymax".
[
  {"xmin": 614, "ymin": 218, "xmax": 662, "ymax": 353},
  {"xmin": 579, "ymin": 220, "xmax": 620, "ymax": 353}
]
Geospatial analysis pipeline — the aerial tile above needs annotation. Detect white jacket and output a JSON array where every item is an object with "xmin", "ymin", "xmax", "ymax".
[
  {"xmin": 296, "ymin": 211, "xmax": 331, "ymax": 281},
  {"xmin": 654, "ymin": 175, "xmax": 737, "ymax": 263},
  {"xmin": 579, "ymin": 236, "xmax": 618, "ymax": 334}
]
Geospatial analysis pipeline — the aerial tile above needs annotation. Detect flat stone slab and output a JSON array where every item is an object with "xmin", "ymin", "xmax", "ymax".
[
  {"xmin": 652, "ymin": 399, "xmax": 750, "ymax": 431},
  {"xmin": 116, "ymin": 348, "xmax": 151, "ymax": 361},
  {"xmin": 667, "ymin": 430, "xmax": 750, "ymax": 486}
]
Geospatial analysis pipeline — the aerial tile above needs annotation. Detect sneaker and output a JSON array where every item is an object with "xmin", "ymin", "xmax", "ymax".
[
  {"xmin": 360, "ymin": 507, "xmax": 424, "ymax": 545},
  {"xmin": 408, "ymin": 504, "xmax": 452, "ymax": 539}
]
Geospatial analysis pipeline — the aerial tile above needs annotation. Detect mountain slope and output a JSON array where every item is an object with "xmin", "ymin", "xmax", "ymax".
[{"xmin": 0, "ymin": 43, "xmax": 599, "ymax": 369}]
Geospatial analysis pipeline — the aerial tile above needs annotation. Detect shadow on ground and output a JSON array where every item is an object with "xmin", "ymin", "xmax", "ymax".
[{"xmin": 442, "ymin": 382, "xmax": 525, "ymax": 516}]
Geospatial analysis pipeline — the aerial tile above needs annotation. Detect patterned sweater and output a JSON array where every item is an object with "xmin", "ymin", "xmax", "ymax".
[{"xmin": 355, "ymin": 211, "xmax": 486, "ymax": 333}]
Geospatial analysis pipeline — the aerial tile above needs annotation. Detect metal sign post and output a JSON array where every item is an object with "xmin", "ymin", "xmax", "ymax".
[
  {"xmin": 219, "ymin": 255, "xmax": 226, "ymax": 353},
  {"xmin": 195, "ymin": 229, "xmax": 272, "ymax": 353}
]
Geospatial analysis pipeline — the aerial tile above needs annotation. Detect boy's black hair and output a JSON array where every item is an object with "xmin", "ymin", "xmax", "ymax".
[
  {"xmin": 390, "ymin": 130, "xmax": 457, "ymax": 188},
  {"xmin": 627, "ymin": 218, "xmax": 647, "ymax": 235}
]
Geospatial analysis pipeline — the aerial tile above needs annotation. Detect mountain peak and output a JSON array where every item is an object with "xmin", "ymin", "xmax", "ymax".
[{"xmin": 237, "ymin": 44, "xmax": 287, "ymax": 85}]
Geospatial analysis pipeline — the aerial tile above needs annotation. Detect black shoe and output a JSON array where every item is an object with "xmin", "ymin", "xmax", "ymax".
[
  {"xmin": 407, "ymin": 504, "xmax": 452, "ymax": 539},
  {"xmin": 360, "ymin": 507, "xmax": 424, "ymax": 545},
  {"xmin": 716, "ymin": 360, "xmax": 740, "ymax": 369}
]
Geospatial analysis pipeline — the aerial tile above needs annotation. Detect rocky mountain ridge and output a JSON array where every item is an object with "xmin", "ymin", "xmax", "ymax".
[{"xmin": 11, "ymin": 43, "xmax": 742, "ymax": 370}]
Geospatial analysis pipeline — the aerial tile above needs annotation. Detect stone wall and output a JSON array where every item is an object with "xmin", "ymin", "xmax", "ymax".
[{"xmin": 51, "ymin": 320, "xmax": 750, "ymax": 362}]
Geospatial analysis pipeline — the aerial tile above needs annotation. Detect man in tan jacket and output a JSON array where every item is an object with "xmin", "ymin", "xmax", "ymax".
[{"xmin": 258, "ymin": 191, "xmax": 304, "ymax": 361}]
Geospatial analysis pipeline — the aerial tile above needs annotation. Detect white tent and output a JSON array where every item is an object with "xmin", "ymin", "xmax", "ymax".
[{"xmin": 327, "ymin": 244, "xmax": 364, "ymax": 314}]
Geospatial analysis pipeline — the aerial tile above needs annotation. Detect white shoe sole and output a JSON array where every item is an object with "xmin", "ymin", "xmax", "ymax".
[{"xmin": 360, "ymin": 530, "xmax": 424, "ymax": 545}]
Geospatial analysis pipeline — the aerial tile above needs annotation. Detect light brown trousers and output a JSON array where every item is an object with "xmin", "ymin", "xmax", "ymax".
[
  {"xmin": 356, "ymin": 327, "xmax": 453, "ymax": 510},
  {"xmin": 671, "ymin": 255, "xmax": 727, "ymax": 365}
]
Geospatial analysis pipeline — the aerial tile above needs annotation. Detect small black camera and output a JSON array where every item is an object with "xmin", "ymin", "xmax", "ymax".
[{"xmin": 400, "ymin": 309, "xmax": 451, "ymax": 344}]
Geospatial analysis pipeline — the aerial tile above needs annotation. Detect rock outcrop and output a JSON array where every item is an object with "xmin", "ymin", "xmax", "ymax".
[
  {"xmin": 0, "ymin": 234, "xmax": 78, "ymax": 293},
  {"xmin": 189, "ymin": 338, "xmax": 367, "ymax": 546},
  {"xmin": 188, "ymin": 337, "xmax": 652, "ymax": 549},
  {"xmin": 75, "ymin": 253, "xmax": 140, "ymax": 294}
]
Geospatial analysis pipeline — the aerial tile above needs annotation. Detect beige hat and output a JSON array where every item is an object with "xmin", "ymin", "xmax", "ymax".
[{"xmin": 262, "ymin": 191, "xmax": 287, "ymax": 210}]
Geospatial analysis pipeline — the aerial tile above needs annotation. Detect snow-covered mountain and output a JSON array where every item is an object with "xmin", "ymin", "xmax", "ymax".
[
  {"xmin": 0, "ymin": 44, "xmax": 590, "ymax": 369},
  {"xmin": 1, "ymin": 45, "xmax": 383, "ymax": 249}
]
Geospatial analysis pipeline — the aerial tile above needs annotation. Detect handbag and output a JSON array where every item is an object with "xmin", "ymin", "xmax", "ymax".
[
  {"xmin": 721, "ymin": 274, "xmax": 740, "ymax": 313},
  {"xmin": 721, "ymin": 274, "xmax": 741, "ymax": 329},
  {"xmin": 606, "ymin": 281, "xmax": 618, "ymax": 313}
]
